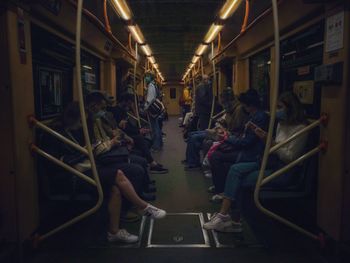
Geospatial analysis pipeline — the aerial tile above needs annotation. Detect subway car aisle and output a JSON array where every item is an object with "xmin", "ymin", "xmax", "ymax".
[{"xmin": 25, "ymin": 117, "xmax": 325, "ymax": 263}]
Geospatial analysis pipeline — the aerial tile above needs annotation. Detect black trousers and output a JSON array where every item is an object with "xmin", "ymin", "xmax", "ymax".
[
  {"xmin": 209, "ymin": 150, "xmax": 239, "ymax": 194},
  {"xmin": 198, "ymin": 114, "xmax": 210, "ymax": 130},
  {"xmin": 131, "ymin": 134, "xmax": 154, "ymax": 163},
  {"xmin": 129, "ymin": 154, "xmax": 151, "ymax": 189}
]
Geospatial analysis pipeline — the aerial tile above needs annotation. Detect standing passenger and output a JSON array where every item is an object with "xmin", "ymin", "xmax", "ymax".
[
  {"xmin": 144, "ymin": 72, "xmax": 163, "ymax": 151},
  {"xmin": 195, "ymin": 75, "xmax": 213, "ymax": 130}
]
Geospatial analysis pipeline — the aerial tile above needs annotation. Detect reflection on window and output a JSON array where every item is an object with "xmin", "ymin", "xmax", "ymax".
[
  {"xmin": 249, "ymin": 49, "xmax": 270, "ymax": 110},
  {"xmin": 81, "ymin": 52, "xmax": 100, "ymax": 95}
]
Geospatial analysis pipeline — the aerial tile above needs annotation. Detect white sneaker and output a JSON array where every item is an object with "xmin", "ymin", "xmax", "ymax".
[
  {"xmin": 211, "ymin": 194, "xmax": 224, "ymax": 202},
  {"xmin": 204, "ymin": 171, "xmax": 212, "ymax": 178},
  {"xmin": 107, "ymin": 229, "xmax": 139, "ymax": 243},
  {"xmin": 143, "ymin": 204, "xmax": 167, "ymax": 219},
  {"xmin": 203, "ymin": 213, "xmax": 243, "ymax": 233}
]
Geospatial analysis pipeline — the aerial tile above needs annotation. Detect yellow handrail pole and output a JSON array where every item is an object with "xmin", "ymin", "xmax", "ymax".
[
  {"xmin": 262, "ymin": 146, "xmax": 322, "ymax": 187},
  {"xmin": 29, "ymin": 117, "xmax": 88, "ymax": 155},
  {"xmin": 31, "ymin": 144, "xmax": 97, "ymax": 186},
  {"xmin": 270, "ymin": 115, "xmax": 328, "ymax": 154},
  {"xmin": 253, "ymin": 0, "xmax": 319, "ymax": 241},
  {"xmin": 127, "ymin": 112, "xmax": 149, "ymax": 125},
  {"xmin": 208, "ymin": 42, "xmax": 216, "ymax": 129},
  {"xmin": 133, "ymin": 42, "xmax": 141, "ymax": 128},
  {"xmin": 211, "ymin": 109, "xmax": 226, "ymax": 121},
  {"xmin": 38, "ymin": 0, "xmax": 104, "ymax": 242},
  {"xmin": 201, "ymin": 57, "xmax": 204, "ymax": 77}
]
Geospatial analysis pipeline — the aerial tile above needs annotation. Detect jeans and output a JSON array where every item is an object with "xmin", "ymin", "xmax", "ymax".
[
  {"xmin": 185, "ymin": 130, "xmax": 207, "ymax": 166},
  {"xmin": 150, "ymin": 116, "xmax": 162, "ymax": 150},
  {"xmin": 223, "ymin": 162, "xmax": 259, "ymax": 200},
  {"xmin": 209, "ymin": 150, "xmax": 239, "ymax": 194},
  {"xmin": 224, "ymin": 159, "xmax": 294, "ymax": 201}
]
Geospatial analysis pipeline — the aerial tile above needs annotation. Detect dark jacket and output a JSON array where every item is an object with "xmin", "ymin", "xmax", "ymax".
[
  {"xmin": 108, "ymin": 106, "xmax": 140, "ymax": 136},
  {"xmin": 195, "ymin": 82, "xmax": 213, "ymax": 115},
  {"xmin": 226, "ymin": 110, "xmax": 269, "ymax": 162}
]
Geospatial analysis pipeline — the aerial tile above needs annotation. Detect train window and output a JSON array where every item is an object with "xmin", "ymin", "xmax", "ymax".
[
  {"xmin": 249, "ymin": 49, "xmax": 271, "ymax": 110},
  {"xmin": 81, "ymin": 52, "xmax": 100, "ymax": 94},
  {"xmin": 31, "ymin": 24, "xmax": 73, "ymax": 120}
]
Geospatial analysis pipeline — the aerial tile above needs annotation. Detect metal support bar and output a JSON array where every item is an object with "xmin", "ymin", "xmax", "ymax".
[
  {"xmin": 253, "ymin": 0, "xmax": 320, "ymax": 242},
  {"xmin": 133, "ymin": 42, "xmax": 141, "ymax": 128},
  {"xmin": 32, "ymin": 0, "xmax": 104, "ymax": 243},
  {"xmin": 128, "ymin": 112, "xmax": 149, "ymax": 125},
  {"xmin": 29, "ymin": 116, "xmax": 88, "ymax": 155},
  {"xmin": 208, "ymin": 42, "xmax": 216, "ymax": 129},
  {"xmin": 211, "ymin": 110, "xmax": 226, "ymax": 121},
  {"xmin": 262, "ymin": 146, "xmax": 321, "ymax": 187},
  {"xmin": 270, "ymin": 119, "xmax": 321, "ymax": 154},
  {"xmin": 31, "ymin": 144, "xmax": 96, "ymax": 186}
]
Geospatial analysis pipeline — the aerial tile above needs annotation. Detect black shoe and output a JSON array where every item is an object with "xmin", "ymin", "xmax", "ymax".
[
  {"xmin": 150, "ymin": 164, "xmax": 169, "ymax": 174},
  {"xmin": 144, "ymin": 185, "xmax": 157, "ymax": 193},
  {"xmin": 140, "ymin": 193, "xmax": 156, "ymax": 201},
  {"xmin": 181, "ymin": 159, "xmax": 188, "ymax": 165},
  {"xmin": 184, "ymin": 165, "xmax": 201, "ymax": 171},
  {"xmin": 149, "ymin": 179, "xmax": 156, "ymax": 185}
]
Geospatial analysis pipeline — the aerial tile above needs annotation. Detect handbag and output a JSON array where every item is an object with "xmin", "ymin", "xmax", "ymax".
[
  {"xmin": 147, "ymin": 99, "xmax": 165, "ymax": 118},
  {"xmin": 96, "ymin": 146, "xmax": 130, "ymax": 165}
]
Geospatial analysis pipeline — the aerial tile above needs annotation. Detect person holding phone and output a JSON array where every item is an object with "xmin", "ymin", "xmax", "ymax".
[
  {"xmin": 107, "ymin": 92, "xmax": 168, "ymax": 174},
  {"xmin": 208, "ymin": 89, "xmax": 269, "ymax": 201},
  {"xmin": 203, "ymin": 91, "xmax": 308, "ymax": 233}
]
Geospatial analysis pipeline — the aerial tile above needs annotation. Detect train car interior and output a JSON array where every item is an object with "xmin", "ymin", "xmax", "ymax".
[{"xmin": 1, "ymin": 0, "xmax": 350, "ymax": 262}]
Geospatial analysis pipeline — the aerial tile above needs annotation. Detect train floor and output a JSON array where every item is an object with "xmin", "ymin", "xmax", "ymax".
[{"xmin": 25, "ymin": 117, "xmax": 328, "ymax": 263}]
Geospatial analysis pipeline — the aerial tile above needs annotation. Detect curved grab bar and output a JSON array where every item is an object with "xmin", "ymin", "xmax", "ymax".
[
  {"xmin": 253, "ymin": 0, "xmax": 321, "ymax": 242},
  {"xmin": 34, "ymin": 0, "xmax": 104, "ymax": 243}
]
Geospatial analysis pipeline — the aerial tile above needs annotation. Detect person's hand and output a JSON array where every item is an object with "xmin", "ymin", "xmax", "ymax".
[
  {"xmin": 254, "ymin": 127, "xmax": 267, "ymax": 140},
  {"xmin": 119, "ymin": 120, "xmax": 128, "ymax": 129},
  {"xmin": 111, "ymin": 137, "xmax": 121, "ymax": 147},
  {"xmin": 140, "ymin": 128, "xmax": 150, "ymax": 135}
]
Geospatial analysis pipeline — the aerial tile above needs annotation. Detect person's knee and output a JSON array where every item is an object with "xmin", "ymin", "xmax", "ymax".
[{"xmin": 111, "ymin": 185, "xmax": 121, "ymax": 198}]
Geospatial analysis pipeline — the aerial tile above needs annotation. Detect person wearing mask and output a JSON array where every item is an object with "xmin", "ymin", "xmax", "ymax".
[
  {"xmin": 56, "ymin": 102, "xmax": 166, "ymax": 243},
  {"xmin": 144, "ymin": 72, "xmax": 163, "ymax": 151},
  {"xmin": 208, "ymin": 89, "xmax": 269, "ymax": 202},
  {"xmin": 203, "ymin": 91, "xmax": 308, "ymax": 232},
  {"xmin": 109, "ymin": 92, "xmax": 168, "ymax": 174},
  {"xmin": 182, "ymin": 87, "xmax": 248, "ymax": 171},
  {"xmin": 85, "ymin": 92, "xmax": 157, "ymax": 201},
  {"xmin": 195, "ymin": 75, "xmax": 213, "ymax": 130}
]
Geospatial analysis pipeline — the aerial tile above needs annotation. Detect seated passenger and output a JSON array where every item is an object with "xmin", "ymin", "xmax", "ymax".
[
  {"xmin": 183, "ymin": 87, "xmax": 247, "ymax": 170},
  {"xmin": 85, "ymin": 92, "xmax": 157, "ymax": 200},
  {"xmin": 58, "ymin": 102, "xmax": 166, "ymax": 243},
  {"xmin": 208, "ymin": 89, "xmax": 269, "ymax": 201},
  {"xmin": 203, "ymin": 91, "xmax": 307, "ymax": 233},
  {"xmin": 107, "ymin": 93, "xmax": 168, "ymax": 174}
]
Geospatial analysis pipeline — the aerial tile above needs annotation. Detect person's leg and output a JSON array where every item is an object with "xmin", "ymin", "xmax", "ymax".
[
  {"xmin": 185, "ymin": 131, "xmax": 207, "ymax": 167},
  {"xmin": 108, "ymin": 185, "xmax": 122, "ymax": 234},
  {"xmin": 150, "ymin": 116, "xmax": 162, "ymax": 150},
  {"xmin": 129, "ymin": 154, "xmax": 152, "ymax": 189},
  {"xmin": 209, "ymin": 151, "xmax": 238, "ymax": 194},
  {"xmin": 220, "ymin": 162, "xmax": 259, "ymax": 215},
  {"xmin": 115, "ymin": 170, "xmax": 148, "ymax": 209},
  {"xmin": 132, "ymin": 134, "xmax": 154, "ymax": 163},
  {"xmin": 115, "ymin": 170, "xmax": 166, "ymax": 219},
  {"xmin": 198, "ymin": 114, "xmax": 210, "ymax": 130}
]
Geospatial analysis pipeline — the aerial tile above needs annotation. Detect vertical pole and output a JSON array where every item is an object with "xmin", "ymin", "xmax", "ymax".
[
  {"xmin": 201, "ymin": 57, "xmax": 204, "ymax": 77},
  {"xmin": 134, "ymin": 43, "xmax": 141, "ymax": 128},
  {"xmin": 208, "ymin": 42, "xmax": 217, "ymax": 129}
]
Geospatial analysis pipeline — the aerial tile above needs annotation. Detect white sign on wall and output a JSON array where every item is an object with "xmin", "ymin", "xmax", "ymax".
[{"xmin": 325, "ymin": 11, "xmax": 344, "ymax": 53}]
